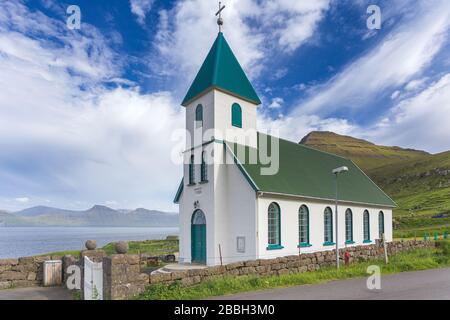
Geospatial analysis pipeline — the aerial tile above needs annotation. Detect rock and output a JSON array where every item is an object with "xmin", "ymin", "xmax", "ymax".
[
  {"xmin": 115, "ymin": 241, "xmax": 129, "ymax": 254},
  {"xmin": 0, "ymin": 281, "xmax": 11, "ymax": 290},
  {"xmin": 27, "ymin": 272, "xmax": 37, "ymax": 281},
  {"xmin": 85, "ymin": 240, "xmax": 97, "ymax": 250},
  {"xmin": 0, "ymin": 259, "xmax": 19, "ymax": 266},
  {"xmin": 18, "ymin": 257, "xmax": 35, "ymax": 264},
  {"xmin": 0, "ymin": 271, "xmax": 27, "ymax": 281},
  {"xmin": 181, "ymin": 277, "xmax": 194, "ymax": 287},
  {"xmin": 244, "ymin": 260, "xmax": 259, "ymax": 267}
]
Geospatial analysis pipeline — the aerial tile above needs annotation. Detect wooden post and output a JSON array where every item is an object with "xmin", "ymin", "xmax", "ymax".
[
  {"xmin": 382, "ymin": 233, "xmax": 389, "ymax": 264},
  {"xmin": 138, "ymin": 250, "xmax": 141, "ymax": 273},
  {"xmin": 218, "ymin": 244, "xmax": 223, "ymax": 266},
  {"xmin": 298, "ymin": 243, "xmax": 302, "ymax": 263}
]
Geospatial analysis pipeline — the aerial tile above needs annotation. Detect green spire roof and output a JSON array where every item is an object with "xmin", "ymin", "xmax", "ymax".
[{"xmin": 181, "ymin": 32, "xmax": 261, "ymax": 106}]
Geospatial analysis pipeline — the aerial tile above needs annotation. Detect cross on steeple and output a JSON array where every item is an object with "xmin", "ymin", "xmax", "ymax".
[{"xmin": 215, "ymin": 2, "xmax": 226, "ymax": 32}]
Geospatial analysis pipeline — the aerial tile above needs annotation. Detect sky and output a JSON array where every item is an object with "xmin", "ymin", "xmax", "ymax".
[{"xmin": 0, "ymin": 0, "xmax": 449, "ymax": 211}]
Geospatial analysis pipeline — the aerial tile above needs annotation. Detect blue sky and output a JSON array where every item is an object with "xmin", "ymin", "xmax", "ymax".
[{"xmin": 0, "ymin": 0, "xmax": 449, "ymax": 211}]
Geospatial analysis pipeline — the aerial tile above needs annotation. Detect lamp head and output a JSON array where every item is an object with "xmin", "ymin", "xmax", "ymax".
[{"xmin": 332, "ymin": 166, "xmax": 349, "ymax": 175}]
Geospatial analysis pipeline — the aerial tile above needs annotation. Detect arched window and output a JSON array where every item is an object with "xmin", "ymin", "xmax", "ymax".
[
  {"xmin": 189, "ymin": 155, "xmax": 195, "ymax": 185},
  {"xmin": 267, "ymin": 202, "xmax": 281, "ymax": 248},
  {"xmin": 298, "ymin": 205, "xmax": 310, "ymax": 246},
  {"xmin": 345, "ymin": 209, "xmax": 353, "ymax": 243},
  {"xmin": 195, "ymin": 104, "xmax": 203, "ymax": 128},
  {"xmin": 363, "ymin": 210, "xmax": 371, "ymax": 243},
  {"xmin": 200, "ymin": 151, "xmax": 207, "ymax": 182},
  {"xmin": 231, "ymin": 103, "xmax": 242, "ymax": 128},
  {"xmin": 324, "ymin": 207, "xmax": 333, "ymax": 244},
  {"xmin": 379, "ymin": 211, "xmax": 385, "ymax": 239}
]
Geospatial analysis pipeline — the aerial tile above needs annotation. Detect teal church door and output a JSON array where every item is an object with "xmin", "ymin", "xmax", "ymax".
[{"xmin": 191, "ymin": 210, "xmax": 206, "ymax": 264}]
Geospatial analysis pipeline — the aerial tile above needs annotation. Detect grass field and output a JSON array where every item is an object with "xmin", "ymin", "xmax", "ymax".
[
  {"xmin": 137, "ymin": 242, "xmax": 450, "ymax": 300},
  {"xmin": 102, "ymin": 239, "xmax": 178, "ymax": 256},
  {"xmin": 43, "ymin": 239, "xmax": 179, "ymax": 257}
]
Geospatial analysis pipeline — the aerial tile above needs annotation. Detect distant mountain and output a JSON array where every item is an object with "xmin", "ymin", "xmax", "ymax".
[
  {"xmin": 299, "ymin": 131, "xmax": 450, "ymax": 237},
  {"xmin": 3, "ymin": 205, "xmax": 178, "ymax": 227},
  {"xmin": 0, "ymin": 211, "xmax": 29, "ymax": 226},
  {"xmin": 16, "ymin": 206, "xmax": 79, "ymax": 217},
  {"xmin": 300, "ymin": 131, "xmax": 429, "ymax": 171}
]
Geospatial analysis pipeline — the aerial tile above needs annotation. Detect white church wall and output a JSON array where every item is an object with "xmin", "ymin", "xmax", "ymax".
[
  {"xmin": 178, "ymin": 143, "xmax": 217, "ymax": 265},
  {"xmin": 256, "ymin": 195, "xmax": 393, "ymax": 260},
  {"xmin": 185, "ymin": 90, "xmax": 215, "ymax": 148},
  {"xmin": 213, "ymin": 89, "xmax": 258, "ymax": 148},
  {"xmin": 216, "ymin": 148, "xmax": 257, "ymax": 265}
]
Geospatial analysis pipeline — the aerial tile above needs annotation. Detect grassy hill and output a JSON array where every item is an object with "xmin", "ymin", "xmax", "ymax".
[
  {"xmin": 300, "ymin": 131, "xmax": 429, "ymax": 170},
  {"xmin": 300, "ymin": 131, "xmax": 450, "ymax": 238}
]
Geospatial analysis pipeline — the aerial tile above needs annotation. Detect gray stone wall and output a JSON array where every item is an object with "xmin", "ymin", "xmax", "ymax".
[
  {"xmin": 103, "ymin": 240, "xmax": 434, "ymax": 299},
  {"xmin": 103, "ymin": 254, "xmax": 149, "ymax": 300},
  {"xmin": 0, "ymin": 255, "xmax": 63, "ymax": 289},
  {"xmin": 0, "ymin": 250, "xmax": 106, "ymax": 291}
]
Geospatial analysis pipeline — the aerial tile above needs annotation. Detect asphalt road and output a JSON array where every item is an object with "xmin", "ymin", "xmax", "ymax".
[
  {"xmin": 0, "ymin": 286, "xmax": 73, "ymax": 300},
  {"xmin": 211, "ymin": 268, "xmax": 450, "ymax": 300}
]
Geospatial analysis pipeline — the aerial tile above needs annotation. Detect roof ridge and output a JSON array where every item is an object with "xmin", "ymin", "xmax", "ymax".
[{"xmin": 212, "ymin": 32, "xmax": 223, "ymax": 85}]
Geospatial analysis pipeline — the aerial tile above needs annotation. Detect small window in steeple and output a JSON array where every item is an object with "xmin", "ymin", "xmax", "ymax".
[
  {"xmin": 231, "ymin": 103, "xmax": 242, "ymax": 128},
  {"xmin": 195, "ymin": 104, "xmax": 203, "ymax": 128}
]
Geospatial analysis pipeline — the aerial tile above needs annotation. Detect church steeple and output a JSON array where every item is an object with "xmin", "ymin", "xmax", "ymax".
[{"xmin": 181, "ymin": 32, "xmax": 261, "ymax": 106}]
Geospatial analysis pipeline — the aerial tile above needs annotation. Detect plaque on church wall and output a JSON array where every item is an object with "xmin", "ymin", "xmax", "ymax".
[
  {"xmin": 194, "ymin": 187, "xmax": 202, "ymax": 195},
  {"xmin": 237, "ymin": 236, "xmax": 246, "ymax": 253}
]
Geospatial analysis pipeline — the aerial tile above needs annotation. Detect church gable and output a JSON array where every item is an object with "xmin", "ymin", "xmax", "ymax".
[{"xmin": 225, "ymin": 133, "xmax": 396, "ymax": 208}]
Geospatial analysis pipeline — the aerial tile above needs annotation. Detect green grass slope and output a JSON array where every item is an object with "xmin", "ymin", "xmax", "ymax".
[
  {"xmin": 300, "ymin": 131, "xmax": 429, "ymax": 170},
  {"xmin": 300, "ymin": 132, "xmax": 450, "ymax": 238}
]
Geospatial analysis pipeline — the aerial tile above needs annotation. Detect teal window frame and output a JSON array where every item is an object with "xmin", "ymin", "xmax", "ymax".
[
  {"xmin": 363, "ymin": 210, "xmax": 371, "ymax": 243},
  {"xmin": 231, "ymin": 103, "xmax": 242, "ymax": 128},
  {"xmin": 188, "ymin": 155, "xmax": 195, "ymax": 185},
  {"xmin": 345, "ymin": 209, "xmax": 353, "ymax": 244},
  {"xmin": 195, "ymin": 104, "xmax": 203, "ymax": 128},
  {"xmin": 324, "ymin": 207, "xmax": 333, "ymax": 244},
  {"xmin": 379, "ymin": 211, "xmax": 385, "ymax": 239},
  {"xmin": 267, "ymin": 202, "xmax": 282, "ymax": 250},
  {"xmin": 200, "ymin": 151, "xmax": 208, "ymax": 182},
  {"xmin": 298, "ymin": 205, "xmax": 310, "ymax": 247}
]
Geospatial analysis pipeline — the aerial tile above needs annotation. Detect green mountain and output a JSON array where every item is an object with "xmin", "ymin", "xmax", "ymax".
[
  {"xmin": 299, "ymin": 131, "xmax": 429, "ymax": 170},
  {"xmin": 300, "ymin": 131, "xmax": 450, "ymax": 238}
]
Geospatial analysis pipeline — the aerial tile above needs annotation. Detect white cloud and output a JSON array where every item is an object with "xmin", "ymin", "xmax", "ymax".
[
  {"xmin": 262, "ymin": 0, "xmax": 450, "ymax": 154},
  {"xmin": 391, "ymin": 91, "xmax": 401, "ymax": 100},
  {"xmin": 15, "ymin": 197, "xmax": 30, "ymax": 203},
  {"xmin": 404, "ymin": 77, "xmax": 428, "ymax": 92},
  {"xmin": 366, "ymin": 73, "xmax": 450, "ymax": 153},
  {"xmin": 0, "ymin": 1, "xmax": 183, "ymax": 211},
  {"xmin": 268, "ymin": 97, "xmax": 284, "ymax": 109},
  {"xmin": 152, "ymin": 0, "xmax": 331, "ymax": 83},
  {"xmin": 258, "ymin": 113, "xmax": 357, "ymax": 145},
  {"xmin": 130, "ymin": 0, "xmax": 154, "ymax": 26},
  {"xmin": 292, "ymin": 0, "xmax": 450, "ymax": 117}
]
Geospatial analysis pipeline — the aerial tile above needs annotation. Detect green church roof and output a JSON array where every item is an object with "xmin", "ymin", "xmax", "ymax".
[
  {"xmin": 181, "ymin": 32, "xmax": 261, "ymax": 106},
  {"xmin": 226, "ymin": 133, "xmax": 396, "ymax": 208}
]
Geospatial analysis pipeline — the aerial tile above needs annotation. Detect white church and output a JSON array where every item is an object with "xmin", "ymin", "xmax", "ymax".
[{"xmin": 174, "ymin": 30, "xmax": 395, "ymax": 266}]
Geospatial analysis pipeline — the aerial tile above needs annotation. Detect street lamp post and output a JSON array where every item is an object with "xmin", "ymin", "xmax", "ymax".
[{"xmin": 332, "ymin": 166, "xmax": 349, "ymax": 269}]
